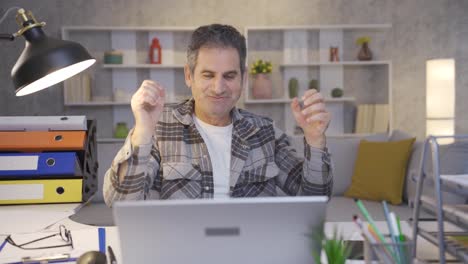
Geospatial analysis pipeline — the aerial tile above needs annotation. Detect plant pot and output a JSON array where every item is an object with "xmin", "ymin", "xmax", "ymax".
[
  {"xmin": 252, "ymin": 73, "xmax": 273, "ymax": 99},
  {"xmin": 358, "ymin": 43, "xmax": 372, "ymax": 61},
  {"xmin": 114, "ymin": 122, "xmax": 129, "ymax": 138}
]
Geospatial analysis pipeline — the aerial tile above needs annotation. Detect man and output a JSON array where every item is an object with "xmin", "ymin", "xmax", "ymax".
[{"xmin": 103, "ymin": 24, "xmax": 333, "ymax": 206}]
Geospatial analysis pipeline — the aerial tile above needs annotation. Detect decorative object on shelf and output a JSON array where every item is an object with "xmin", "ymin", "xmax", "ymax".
[
  {"xmin": 329, "ymin": 46, "xmax": 340, "ymax": 62},
  {"xmin": 308, "ymin": 79, "xmax": 319, "ymax": 91},
  {"xmin": 331, "ymin": 87, "xmax": 343, "ymax": 98},
  {"xmin": 114, "ymin": 122, "xmax": 129, "ymax": 138},
  {"xmin": 288, "ymin": 78, "xmax": 299, "ymax": 98},
  {"xmin": 104, "ymin": 50, "xmax": 123, "ymax": 64},
  {"xmin": 149, "ymin": 37, "xmax": 162, "ymax": 64},
  {"xmin": 250, "ymin": 59, "xmax": 273, "ymax": 99},
  {"xmin": 357, "ymin": 36, "xmax": 372, "ymax": 61},
  {"xmin": 113, "ymin": 89, "xmax": 132, "ymax": 102}
]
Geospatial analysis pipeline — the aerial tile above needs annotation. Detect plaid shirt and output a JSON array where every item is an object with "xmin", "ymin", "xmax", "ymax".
[{"xmin": 103, "ymin": 99, "xmax": 333, "ymax": 206}]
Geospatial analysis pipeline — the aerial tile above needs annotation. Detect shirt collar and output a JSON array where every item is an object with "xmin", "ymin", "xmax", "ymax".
[{"xmin": 172, "ymin": 97, "xmax": 245, "ymax": 126}]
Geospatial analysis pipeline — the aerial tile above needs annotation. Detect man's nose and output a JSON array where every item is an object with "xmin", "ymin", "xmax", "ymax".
[{"xmin": 212, "ymin": 77, "xmax": 226, "ymax": 94}]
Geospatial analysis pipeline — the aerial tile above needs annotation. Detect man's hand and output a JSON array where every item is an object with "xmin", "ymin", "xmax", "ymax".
[
  {"xmin": 290, "ymin": 89, "xmax": 331, "ymax": 150},
  {"xmin": 130, "ymin": 80, "xmax": 165, "ymax": 146}
]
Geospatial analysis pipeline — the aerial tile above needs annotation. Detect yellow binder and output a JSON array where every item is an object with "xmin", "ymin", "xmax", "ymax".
[{"xmin": 0, "ymin": 179, "xmax": 82, "ymax": 204}]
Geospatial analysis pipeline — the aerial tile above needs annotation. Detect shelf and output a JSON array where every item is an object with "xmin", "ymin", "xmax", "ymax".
[
  {"xmin": 65, "ymin": 101, "xmax": 130, "ymax": 106},
  {"xmin": 244, "ymin": 97, "xmax": 355, "ymax": 104},
  {"xmin": 97, "ymin": 138, "xmax": 126, "ymax": 143},
  {"xmin": 440, "ymin": 174, "xmax": 468, "ymax": 196},
  {"xmin": 245, "ymin": 24, "xmax": 391, "ymax": 31},
  {"xmin": 418, "ymin": 229, "xmax": 468, "ymax": 263},
  {"xmin": 420, "ymin": 195, "xmax": 468, "ymax": 230},
  {"xmin": 102, "ymin": 64, "xmax": 185, "ymax": 69},
  {"xmin": 280, "ymin": 61, "xmax": 391, "ymax": 67},
  {"xmin": 62, "ymin": 26, "xmax": 195, "ymax": 32},
  {"xmin": 65, "ymin": 101, "xmax": 181, "ymax": 106},
  {"xmin": 288, "ymin": 133, "xmax": 381, "ymax": 139}
]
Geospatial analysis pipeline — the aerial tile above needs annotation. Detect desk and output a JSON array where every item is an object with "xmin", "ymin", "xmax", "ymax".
[
  {"xmin": 0, "ymin": 203, "xmax": 120, "ymax": 264},
  {"xmin": 1, "ymin": 203, "xmax": 463, "ymax": 263}
]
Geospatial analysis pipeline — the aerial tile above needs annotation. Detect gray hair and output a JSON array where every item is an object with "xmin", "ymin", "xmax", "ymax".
[{"xmin": 187, "ymin": 24, "xmax": 247, "ymax": 77}]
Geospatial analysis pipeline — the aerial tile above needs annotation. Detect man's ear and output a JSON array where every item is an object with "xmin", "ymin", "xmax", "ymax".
[
  {"xmin": 184, "ymin": 64, "xmax": 192, "ymax": 89},
  {"xmin": 242, "ymin": 66, "xmax": 248, "ymax": 88}
]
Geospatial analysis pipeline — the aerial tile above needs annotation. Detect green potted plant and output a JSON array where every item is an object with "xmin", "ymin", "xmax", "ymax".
[
  {"xmin": 288, "ymin": 77, "xmax": 299, "ymax": 98},
  {"xmin": 250, "ymin": 59, "xmax": 273, "ymax": 99},
  {"xmin": 311, "ymin": 227, "xmax": 354, "ymax": 264},
  {"xmin": 308, "ymin": 79, "xmax": 319, "ymax": 91},
  {"xmin": 356, "ymin": 36, "xmax": 372, "ymax": 61},
  {"xmin": 331, "ymin": 87, "xmax": 343, "ymax": 98}
]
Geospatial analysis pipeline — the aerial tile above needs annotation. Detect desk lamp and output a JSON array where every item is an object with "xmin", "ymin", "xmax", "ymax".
[{"xmin": 0, "ymin": 7, "xmax": 96, "ymax": 96}]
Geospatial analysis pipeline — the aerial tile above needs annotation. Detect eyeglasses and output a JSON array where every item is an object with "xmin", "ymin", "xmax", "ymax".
[{"xmin": 6, "ymin": 225, "xmax": 74, "ymax": 250}]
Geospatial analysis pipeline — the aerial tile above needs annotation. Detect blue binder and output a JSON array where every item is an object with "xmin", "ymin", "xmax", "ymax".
[{"xmin": 0, "ymin": 152, "xmax": 78, "ymax": 177}]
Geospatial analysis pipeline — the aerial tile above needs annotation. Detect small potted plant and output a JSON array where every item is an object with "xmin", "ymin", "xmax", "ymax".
[
  {"xmin": 331, "ymin": 87, "xmax": 344, "ymax": 98},
  {"xmin": 288, "ymin": 77, "xmax": 299, "ymax": 98},
  {"xmin": 356, "ymin": 36, "xmax": 372, "ymax": 61},
  {"xmin": 312, "ymin": 227, "xmax": 354, "ymax": 264},
  {"xmin": 250, "ymin": 59, "xmax": 273, "ymax": 99}
]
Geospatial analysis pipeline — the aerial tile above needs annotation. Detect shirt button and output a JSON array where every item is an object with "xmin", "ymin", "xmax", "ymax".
[
  {"xmin": 204, "ymin": 186, "xmax": 210, "ymax": 191},
  {"xmin": 203, "ymin": 155, "xmax": 208, "ymax": 159}
]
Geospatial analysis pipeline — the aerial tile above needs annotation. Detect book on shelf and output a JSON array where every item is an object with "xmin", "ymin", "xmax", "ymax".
[
  {"xmin": 355, "ymin": 104, "xmax": 389, "ymax": 134},
  {"xmin": 65, "ymin": 73, "xmax": 91, "ymax": 103}
]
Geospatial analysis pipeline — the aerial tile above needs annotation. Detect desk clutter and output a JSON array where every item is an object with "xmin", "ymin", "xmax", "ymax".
[
  {"xmin": 353, "ymin": 199, "xmax": 414, "ymax": 264},
  {"xmin": 0, "ymin": 116, "xmax": 98, "ymax": 204}
]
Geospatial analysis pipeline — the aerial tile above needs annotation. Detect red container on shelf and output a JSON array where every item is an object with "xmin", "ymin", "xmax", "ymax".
[{"xmin": 149, "ymin": 37, "xmax": 162, "ymax": 64}]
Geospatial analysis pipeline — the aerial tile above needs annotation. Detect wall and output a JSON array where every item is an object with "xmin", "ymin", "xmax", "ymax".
[
  {"xmin": 2, "ymin": 0, "xmax": 467, "ymax": 137},
  {"xmin": 1, "ymin": 0, "xmax": 467, "ymax": 200}
]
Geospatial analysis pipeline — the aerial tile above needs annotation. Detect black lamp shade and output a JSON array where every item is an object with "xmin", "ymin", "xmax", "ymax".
[{"xmin": 12, "ymin": 26, "xmax": 95, "ymax": 96}]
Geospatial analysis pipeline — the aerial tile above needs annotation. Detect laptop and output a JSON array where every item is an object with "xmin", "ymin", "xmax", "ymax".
[{"xmin": 113, "ymin": 196, "xmax": 328, "ymax": 264}]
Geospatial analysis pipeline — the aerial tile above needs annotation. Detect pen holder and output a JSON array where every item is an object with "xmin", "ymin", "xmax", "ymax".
[{"xmin": 364, "ymin": 235, "xmax": 415, "ymax": 264}]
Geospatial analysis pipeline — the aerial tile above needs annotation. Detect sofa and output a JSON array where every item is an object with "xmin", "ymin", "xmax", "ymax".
[
  {"xmin": 84, "ymin": 130, "xmax": 447, "ymax": 225},
  {"xmin": 288, "ymin": 130, "xmax": 421, "ymax": 222}
]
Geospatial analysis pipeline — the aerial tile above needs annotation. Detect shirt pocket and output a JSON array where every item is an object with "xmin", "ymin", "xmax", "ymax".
[
  {"xmin": 233, "ymin": 162, "xmax": 279, "ymax": 197},
  {"xmin": 161, "ymin": 162, "xmax": 203, "ymax": 199}
]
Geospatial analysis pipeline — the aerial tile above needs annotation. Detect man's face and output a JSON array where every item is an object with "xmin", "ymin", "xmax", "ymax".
[{"xmin": 185, "ymin": 46, "xmax": 244, "ymax": 125}]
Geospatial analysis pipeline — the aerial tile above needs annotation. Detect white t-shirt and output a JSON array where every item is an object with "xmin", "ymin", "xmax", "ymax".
[{"xmin": 193, "ymin": 115, "xmax": 233, "ymax": 198}]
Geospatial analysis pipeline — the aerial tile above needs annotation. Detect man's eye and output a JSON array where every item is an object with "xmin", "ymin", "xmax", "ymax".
[
  {"xmin": 225, "ymin": 75, "xmax": 236, "ymax": 80},
  {"xmin": 202, "ymin": 74, "xmax": 213, "ymax": 79}
]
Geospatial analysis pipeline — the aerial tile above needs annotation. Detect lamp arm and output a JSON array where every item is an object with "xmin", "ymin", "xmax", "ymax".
[
  {"xmin": 0, "ymin": 6, "xmax": 22, "ymax": 41},
  {"xmin": 0, "ymin": 33, "xmax": 15, "ymax": 41}
]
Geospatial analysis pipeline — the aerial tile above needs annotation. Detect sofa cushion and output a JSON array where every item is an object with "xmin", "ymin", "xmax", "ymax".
[
  {"xmin": 344, "ymin": 138, "xmax": 416, "ymax": 205},
  {"xmin": 325, "ymin": 133, "xmax": 389, "ymax": 195},
  {"xmin": 289, "ymin": 133, "xmax": 388, "ymax": 196}
]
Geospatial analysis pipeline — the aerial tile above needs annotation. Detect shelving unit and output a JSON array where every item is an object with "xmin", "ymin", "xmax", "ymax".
[
  {"xmin": 62, "ymin": 26, "xmax": 195, "ymax": 140},
  {"xmin": 412, "ymin": 135, "xmax": 468, "ymax": 263},
  {"xmin": 62, "ymin": 24, "xmax": 392, "ymax": 139},
  {"xmin": 243, "ymin": 24, "xmax": 392, "ymax": 136}
]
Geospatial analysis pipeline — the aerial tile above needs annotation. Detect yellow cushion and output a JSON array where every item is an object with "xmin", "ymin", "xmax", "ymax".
[{"xmin": 344, "ymin": 138, "xmax": 415, "ymax": 205}]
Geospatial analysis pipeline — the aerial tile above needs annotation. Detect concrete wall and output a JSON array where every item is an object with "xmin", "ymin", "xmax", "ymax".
[
  {"xmin": 1, "ymin": 0, "xmax": 467, "ymax": 201},
  {"xmin": 2, "ymin": 0, "xmax": 467, "ymax": 136}
]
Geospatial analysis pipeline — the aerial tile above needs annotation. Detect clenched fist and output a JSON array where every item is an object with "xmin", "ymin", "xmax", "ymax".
[
  {"xmin": 130, "ymin": 80, "xmax": 165, "ymax": 146},
  {"xmin": 290, "ymin": 89, "xmax": 331, "ymax": 150}
]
